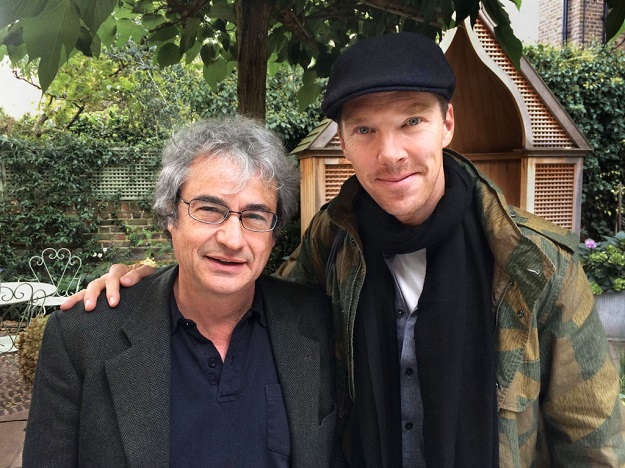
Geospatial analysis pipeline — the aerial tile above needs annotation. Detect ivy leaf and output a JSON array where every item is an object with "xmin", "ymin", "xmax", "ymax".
[{"xmin": 22, "ymin": 0, "xmax": 81, "ymax": 92}]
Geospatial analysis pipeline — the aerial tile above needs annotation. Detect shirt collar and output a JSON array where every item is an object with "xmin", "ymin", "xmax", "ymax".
[{"xmin": 169, "ymin": 285, "xmax": 266, "ymax": 335}]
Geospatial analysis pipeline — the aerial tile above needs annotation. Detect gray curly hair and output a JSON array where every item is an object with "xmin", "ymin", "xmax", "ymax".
[{"xmin": 153, "ymin": 116, "xmax": 299, "ymax": 237}]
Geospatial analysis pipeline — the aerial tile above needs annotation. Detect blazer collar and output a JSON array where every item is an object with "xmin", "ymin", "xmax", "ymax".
[{"xmin": 104, "ymin": 266, "xmax": 178, "ymax": 468}]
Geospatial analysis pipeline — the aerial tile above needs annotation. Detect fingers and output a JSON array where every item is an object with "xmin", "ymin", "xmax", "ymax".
[
  {"xmin": 59, "ymin": 274, "xmax": 107, "ymax": 312},
  {"xmin": 59, "ymin": 290, "xmax": 86, "ymax": 311},
  {"xmin": 119, "ymin": 264, "xmax": 157, "ymax": 287},
  {"xmin": 59, "ymin": 263, "xmax": 158, "ymax": 312},
  {"xmin": 83, "ymin": 272, "xmax": 112, "ymax": 312}
]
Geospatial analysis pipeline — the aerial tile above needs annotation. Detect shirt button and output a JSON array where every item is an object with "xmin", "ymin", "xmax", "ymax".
[
  {"xmin": 208, "ymin": 358, "xmax": 217, "ymax": 368},
  {"xmin": 183, "ymin": 321, "xmax": 193, "ymax": 329},
  {"xmin": 397, "ymin": 309, "xmax": 404, "ymax": 316},
  {"xmin": 405, "ymin": 422, "xmax": 413, "ymax": 430},
  {"xmin": 405, "ymin": 368, "xmax": 413, "ymax": 376},
  {"xmin": 516, "ymin": 310, "xmax": 524, "ymax": 319}
]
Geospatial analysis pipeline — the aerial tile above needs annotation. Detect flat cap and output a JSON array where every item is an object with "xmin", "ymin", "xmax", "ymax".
[{"xmin": 321, "ymin": 32, "xmax": 456, "ymax": 120}]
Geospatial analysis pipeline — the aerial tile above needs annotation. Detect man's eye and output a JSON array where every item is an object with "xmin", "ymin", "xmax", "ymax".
[
  {"xmin": 356, "ymin": 127, "xmax": 371, "ymax": 135},
  {"xmin": 197, "ymin": 205, "xmax": 221, "ymax": 213},
  {"xmin": 243, "ymin": 211, "xmax": 269, "ymax": 221},
  {"xmin": 406, "ymin": 117, "xmax": 421, "ymax": 126}
]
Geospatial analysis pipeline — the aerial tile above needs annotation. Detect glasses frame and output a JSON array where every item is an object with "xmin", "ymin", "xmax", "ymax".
[{"xmin": 178, "ymin": 197, "xmax": 278, "ymax": 233}]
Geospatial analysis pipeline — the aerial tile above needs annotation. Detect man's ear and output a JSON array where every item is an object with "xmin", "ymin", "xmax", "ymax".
[{"xmin": 442, "ymin": 103, "xmax": 455, "ymax": 148}]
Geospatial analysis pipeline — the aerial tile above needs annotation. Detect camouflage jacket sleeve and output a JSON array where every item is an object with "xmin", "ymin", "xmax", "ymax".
[{"xmin": 494, "ymin": 211, "xmax": 625, "ymax": 466}]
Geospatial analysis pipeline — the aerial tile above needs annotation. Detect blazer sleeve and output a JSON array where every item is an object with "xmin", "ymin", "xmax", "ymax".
[{"xmin": 22, "ymin": 312, "xmax": 82, "ymax": 468}]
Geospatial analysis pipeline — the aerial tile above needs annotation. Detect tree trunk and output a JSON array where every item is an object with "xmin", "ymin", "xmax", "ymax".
[{"xmin": 236, "ymin": 0, "xmax": 271, "ymax": 120}]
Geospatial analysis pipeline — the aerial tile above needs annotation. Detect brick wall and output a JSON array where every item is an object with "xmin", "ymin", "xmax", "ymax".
[
  {"xmin": 96, "ymin": 201, "xmax": 174, "ymax": 262},
  {"xmin": 567, "ymin": 0, "xmax": 606, "ymax": 45},
  {"xmin": 538, "ymin": 0, "xmax": 621, "ymax": 46},
  {"xmin": 539, "ymin": 0, "xmax": 565, "ymax": 45}
]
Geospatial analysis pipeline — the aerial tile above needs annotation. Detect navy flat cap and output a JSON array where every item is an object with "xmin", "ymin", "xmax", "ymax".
[{"xmin": 321, "ymin": 32, "xmax": 456, "ymax": 120}]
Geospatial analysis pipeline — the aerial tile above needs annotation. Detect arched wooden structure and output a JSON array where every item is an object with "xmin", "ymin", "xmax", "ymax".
[{"xmin": 293, "ymin": 15, "xmax": 591, "ymax": 235}]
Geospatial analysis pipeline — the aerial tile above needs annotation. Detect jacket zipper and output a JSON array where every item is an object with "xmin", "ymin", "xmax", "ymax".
[{"xmin": 494, "ymin": 280, "xmax": 514, "ymax": 335}]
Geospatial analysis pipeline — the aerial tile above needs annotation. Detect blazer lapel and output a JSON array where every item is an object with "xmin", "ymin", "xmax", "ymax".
[
  {"xmin": 104, "ymin": 267, "xmax": 177, "ymax": 468},
  {"xmin": 260, "ymin": 276, "xmax": 325, "ymax": 459}
]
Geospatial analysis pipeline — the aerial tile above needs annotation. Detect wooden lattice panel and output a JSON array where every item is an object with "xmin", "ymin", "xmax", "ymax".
[
  {"xmin": 95, "ymin": 153, "xmax": 159, "ymax": 200},
  {"xmin": 474, "ymin": 20, "xmax": 574, "ymax": 149},
  {"xmin": 324, "ymin": 164, "xmax": 354, "ymax": 202},
  {"xmin": 533, "ymin": 163, "xmax": 576, "ymax": 229}
]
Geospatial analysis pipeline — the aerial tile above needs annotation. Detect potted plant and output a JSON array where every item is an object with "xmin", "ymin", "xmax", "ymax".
[{"xmin": 579, "ymin": 231, "xmax": 625, "ymax": 340}]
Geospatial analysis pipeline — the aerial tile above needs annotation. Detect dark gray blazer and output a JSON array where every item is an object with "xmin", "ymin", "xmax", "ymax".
[{"xmin": 23, "ymin": 266, "xmax": 340, "ymax": 468}]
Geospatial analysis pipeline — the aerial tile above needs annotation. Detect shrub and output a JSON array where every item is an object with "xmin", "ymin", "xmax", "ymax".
[
  {"xmin": 525, "ymin": 44, "xmax": 625, "ymax": 238},
  {"xmin": 578, "ymin": 232, "xmax": 625, "ymax": 295},
  {"xmin": 16, "ymin": 315, "xmax": 49, "ymax": 388}
]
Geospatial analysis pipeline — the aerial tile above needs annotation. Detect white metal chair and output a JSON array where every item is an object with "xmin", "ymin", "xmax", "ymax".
[
  {"xmin": 0, "ymin": 281, "xmax": 51, "ymax": 358},
  {"xmin": 28, "ymin": 247, "xmax": 83, "ymax": 312}
]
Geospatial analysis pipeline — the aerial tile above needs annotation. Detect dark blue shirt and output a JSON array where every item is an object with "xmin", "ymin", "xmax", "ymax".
[{"xmin": 169, "ymin": 287, "xmax": 290, "ymax": 467}]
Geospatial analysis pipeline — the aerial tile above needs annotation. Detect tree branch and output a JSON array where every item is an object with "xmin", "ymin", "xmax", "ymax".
[
  {"xmin": 65, "ymin": 104, "xmax": 85, "ymax": 130},
  {"xmin": 12, "ymin": 69, "xmax": 42, "ymax": 91}
]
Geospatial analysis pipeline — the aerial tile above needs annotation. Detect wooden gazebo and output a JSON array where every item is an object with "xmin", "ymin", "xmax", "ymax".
[{"xmin": 292, "ymin": 15, "xmax": 591, "ymax": 235}]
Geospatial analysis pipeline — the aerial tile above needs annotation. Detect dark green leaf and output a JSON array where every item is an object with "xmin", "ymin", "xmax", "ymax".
[
  {"xmin": 180, "ymin": 17, "xmax": 201, "ymax": 54},
  {"xmin": 606, "ymin": 1, "xmax": 625, "ymax": 42},
  {"xmin": 141, "ymin": 13, "xmax": 167, "ymax": 30},
  {"xmin": 75, "ymin": 0, "xmax": 116, "ymax": 35},
  {"xmin": 210, "ymin": 0, "xmax": 236, "ymax": 23},
  {"xmin": 203, "ymin": 57, "xmax": 227, "ymax": 89},
  {"xmin": 156, "ymin": 42, "xmax": 181, "ymax": 67},
  {"xmin": 200, "ymin": 43, "xmax": 216, "ymax": 64},
  {"xmin": 149, "ymin": 24, "xmax": 180, "ymax": 43},
  {"xmin": 0, "ymin": 0, "xmax": 47, "ymax": 30},
  {"xmin": 75, "ymin": 26, "xmax": 94, "ymax": 57},
  {"xmin": 297, "ymin": 81, "xmax": 321, "ymax": 112},
  {"xmin": 22, "ymin": 0, "xmax": 81, "ymax": 92}
]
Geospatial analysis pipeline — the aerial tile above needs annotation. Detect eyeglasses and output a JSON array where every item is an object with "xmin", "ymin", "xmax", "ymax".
[{"xmin": 178, "ymin": 198, "xmax": 278, "ymax": 232}]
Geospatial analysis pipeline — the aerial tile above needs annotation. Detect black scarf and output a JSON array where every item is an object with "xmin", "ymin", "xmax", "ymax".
[{"xmin": 351, "ymin": 154, "xmax": 498, "ymax": 467}]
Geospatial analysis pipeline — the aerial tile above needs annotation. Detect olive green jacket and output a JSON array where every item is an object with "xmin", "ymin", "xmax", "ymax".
[{"xmin": 277, "ymin": 150, "xmax": 625, "ymax": 467}]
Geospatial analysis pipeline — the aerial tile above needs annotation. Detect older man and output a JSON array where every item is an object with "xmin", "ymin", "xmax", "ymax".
[
  {"xmin": 24, "ymin": 117, "xmax": 339, "ymax": 467},
  {"xmin": 65, "ymin": 33, "xmax": 625, "ymax": 466}
]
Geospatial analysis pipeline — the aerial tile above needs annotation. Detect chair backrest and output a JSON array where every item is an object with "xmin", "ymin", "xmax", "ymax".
[{"xmin": 29, "ymin": 248, "xmax": 83, "ymax": 298}]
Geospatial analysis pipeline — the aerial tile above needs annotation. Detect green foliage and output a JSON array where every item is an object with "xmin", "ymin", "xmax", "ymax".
[
  {"xmin": 0, "ymin": 131, "xmax": 157, "ymax": 280},
  {"xmin": 0, "ymin": 0, "xmax": 526, "ymax": 103},
  {"xmin": 525, "ymin": 44, "xmax": 625, "ymax": 238},
  {"xmin": 579, "ymin": 232, "xmax": 625, "ymax": 295},
  {"xmin": 8, "ymin": 40, "xmax": 323, "ymax": 151},
  {"xmin": 1, "ymin": 45, "xmax": 321, "ymax": 281}
]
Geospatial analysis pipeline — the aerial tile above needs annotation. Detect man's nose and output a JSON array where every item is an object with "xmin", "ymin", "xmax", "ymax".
[
  {"xmin": 377, "ymin": 132, "xmax": 406, "ymax": 164},
  {"xmin": 215, "ymin": 213, "xmax": 245, "ymax": 249}
]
